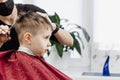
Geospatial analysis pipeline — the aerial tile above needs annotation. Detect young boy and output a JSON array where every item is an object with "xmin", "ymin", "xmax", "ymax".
[{"xmin": 0, "ymin": 12, "xmax": 72, "ymax": 80}]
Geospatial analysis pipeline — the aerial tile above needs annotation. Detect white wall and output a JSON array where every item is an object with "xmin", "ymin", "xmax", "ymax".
[{"xmin": 14, "ymin": 0, "xmax": 23, "ymax": 3}]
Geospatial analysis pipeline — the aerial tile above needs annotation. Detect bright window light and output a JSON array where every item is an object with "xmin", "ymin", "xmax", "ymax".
[{"xmin": 93, "ymin": 0, "xmax": 120, "ymax": 50}]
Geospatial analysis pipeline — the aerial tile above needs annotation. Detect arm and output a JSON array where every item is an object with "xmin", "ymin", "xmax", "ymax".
[{"xmin": 52, "ymin": 23, "xmax": 73, "ymax": 46}]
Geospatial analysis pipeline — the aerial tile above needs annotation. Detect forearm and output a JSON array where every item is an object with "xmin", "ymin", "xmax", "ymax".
[{"xmin": 52, "ymin": 23, "xmax": 73, "ymax": 46}]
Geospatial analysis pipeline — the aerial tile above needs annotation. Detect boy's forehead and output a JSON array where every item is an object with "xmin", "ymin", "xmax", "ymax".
[
  {"xmin": 38, "ymin": 26, "xmax": 52, "ymax": 36},
  {"xmin": 44, "ymin": 25, "xmax": 52, "ymax": 32},
  {"xmin": 41, "ymin": 23, "xmax": 52, "ymax": 30},
  {"xmin": 37, "ymin": 24, "xmax": 52, "ymax": 32}
]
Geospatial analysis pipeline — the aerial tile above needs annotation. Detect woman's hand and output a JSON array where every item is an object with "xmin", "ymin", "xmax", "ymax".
[
  {"xmin": 36, "ymin": 12, "xmax": 73, "ymax": 46},
  {"xmin": 0, "ymin": 25, "xmax": 11, "ymax": 47},
  {"xmin": 36, "ymin": 12, "xmax": 54, "ymax": 30}
]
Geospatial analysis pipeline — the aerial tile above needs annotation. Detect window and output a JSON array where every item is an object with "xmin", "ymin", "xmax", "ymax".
[
  {"xmin": 93, "ymin": 0, "xmax": 120, "ymax": 50},
  {"xmin": 91, "ymin": 0, "xmax": 120, "ymax": 72}
]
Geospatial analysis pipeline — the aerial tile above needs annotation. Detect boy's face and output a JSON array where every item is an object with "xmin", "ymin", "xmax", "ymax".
[{"xmin": 30, "ymin": 25, "xmax": 52, "ymax": 57}]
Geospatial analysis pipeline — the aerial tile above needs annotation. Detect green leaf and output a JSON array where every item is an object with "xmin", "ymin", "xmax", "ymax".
[
  {"xmin": 49, "ymin": 12, "xmax": 61, "ymax": 25},
  {"xmin": 74, "ymin": 37, "xmax": 81, "ymax": 55},
  {"xmin": 69, "ymin": 33, "xmax": 75, "ymax": 50},
  {"xmin": 71, "ymin": 31, "xmax": 84, "ymax": 49},
  {"xmin": 70, "ymin": 33, "xmax": 81, "ymax": 55},
  {"xmin": 47, "ymin": 50, "xmax": 50, "ymax": 56},
  {"xmin": 55, "ymin": 43, "xmax": 64, "ymax": 58},
  {"xmin": 50, "ymin": 40, "xmax": 56, "ymax": 46}
]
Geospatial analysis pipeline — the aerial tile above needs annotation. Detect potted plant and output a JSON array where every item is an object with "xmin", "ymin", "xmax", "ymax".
[{"xmin": 48, "ymin": 13, "xmax": 90, "ymax": 58}]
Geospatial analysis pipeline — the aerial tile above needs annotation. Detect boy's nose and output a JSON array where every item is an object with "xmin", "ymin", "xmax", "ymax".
[{"xmin": 47, "ymin": 41, "xmax": 51, "ymax": 47}]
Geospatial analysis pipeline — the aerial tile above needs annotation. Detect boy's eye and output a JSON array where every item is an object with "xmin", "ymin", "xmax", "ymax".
[{"xmin": 45, "ymin": 36, "xmax": 50, "ymax": 39}]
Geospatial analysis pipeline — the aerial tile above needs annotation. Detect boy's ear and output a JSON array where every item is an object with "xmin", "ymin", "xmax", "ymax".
[{"xmin": 24, "ymin": 32, "xmax": 32, "ymax": 44}]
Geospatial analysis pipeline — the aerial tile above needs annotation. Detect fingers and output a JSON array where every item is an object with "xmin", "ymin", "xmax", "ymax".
[
  {"xmin": 0, "ymin": 34, "xmax": 10, "ymax": 48},
  {"xmin": 0, "ymin": 29, "xmax": 2, "ymax": 34},
  {"xmin": 36, "ymin": 12, "xmax": 47, "ymax": 17},
  {"xmin": 36, "ymin": 12, "xmax": 52, "ymax": 23},
  {"xmin": 0, "ymin": 25, "xmax": 10, "ymax": 35},
  {"xmin": 36, "ymin": 12, "xmax": 55, "ymax": 31},
  {"xmin": 0, "ymin": 25, "xmax": 11, "ymax": 47}
]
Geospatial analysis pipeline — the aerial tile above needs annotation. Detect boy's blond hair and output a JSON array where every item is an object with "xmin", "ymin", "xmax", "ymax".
[{"xmin": 14, "ymin": 11, "xmax": 52, "ymax": 43}]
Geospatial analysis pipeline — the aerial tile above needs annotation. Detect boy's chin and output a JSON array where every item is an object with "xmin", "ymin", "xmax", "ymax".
[{"xmin": 37, "ymin": 52, "xmax": 46, "ymax": 57}]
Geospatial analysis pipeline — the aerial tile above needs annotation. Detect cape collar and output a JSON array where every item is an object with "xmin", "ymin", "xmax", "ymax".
[{"xmin": 17, "ymin": 46, "xmax": 35, "ymax": 56}]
